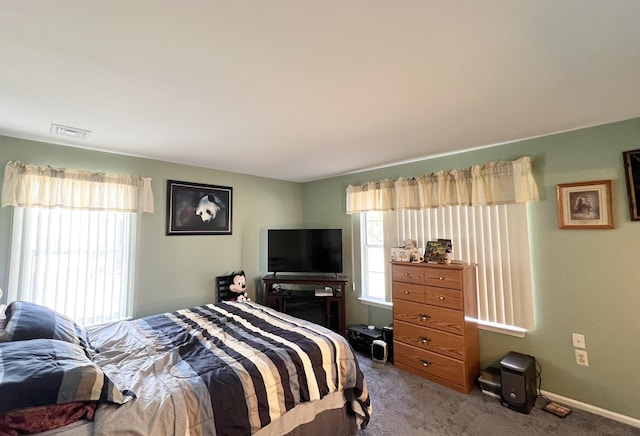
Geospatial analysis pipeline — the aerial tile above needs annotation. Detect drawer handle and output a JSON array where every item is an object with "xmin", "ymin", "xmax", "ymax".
[
  {"xmin": 420, "ymin": 360, "xmax": 431, "ymax": 367},
  {"xmin": 438, "ymin": 296, "xmax": 445, "ymax": 301},
  {"xmin": 420, "ymin": 336, "xmax": 430, "ymax": 344},
  {"xmin": 403, "ymin": 290, "xmax": 410, "ymax": 295},
  {"xmin": 439, "ymin": 276, "xmax": 444, "ymax": 281},
  {"xmin": 404, "ymin": 272, "xmax": 410, "ymax": 276},
  {"xmin": 419, "ymin": 313, "xmax": 431, "ymax": 321}
]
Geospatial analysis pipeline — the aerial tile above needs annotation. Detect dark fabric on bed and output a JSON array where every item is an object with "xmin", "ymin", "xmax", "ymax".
[
  {"xmin": 135, "ymin": 302, "xmax": 370, "ymax": 436},
  {"xmin": 0, "ymin": 301, "xmax": 94, "ymax": 357},
  {"xmin": 0, "ymin": 339, "xmax": 134, "ymax": 414},
  {"xmin": 279, "ymin": 403, "xmax": 358, "ymax": 436},
  {"xmin": 0, "ymin": 401, "xmax": 96, "ymax": 436}
]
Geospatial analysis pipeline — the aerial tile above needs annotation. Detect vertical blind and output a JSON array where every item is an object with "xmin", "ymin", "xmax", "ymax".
[
  {"xmin": 390, "ymin": 203, "xmax": 534, "ymax": 333},
  {"xmin": 8, "ymin": 207, "xmax": 136, "ymax": 325}
]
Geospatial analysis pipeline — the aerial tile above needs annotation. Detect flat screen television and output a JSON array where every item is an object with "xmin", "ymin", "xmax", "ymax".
[{"xmin": 268, "ymin": 229, "xmax": 343, "ymax": 274}]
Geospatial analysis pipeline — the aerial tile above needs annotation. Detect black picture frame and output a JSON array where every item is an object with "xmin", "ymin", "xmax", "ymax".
[
  {"xmin": 622, "ymin": 149, "xmax": 640, "ymax": 221},
  {"xmin": 166, "ymin": 180, "xmax": 232, "ymax": 235}
]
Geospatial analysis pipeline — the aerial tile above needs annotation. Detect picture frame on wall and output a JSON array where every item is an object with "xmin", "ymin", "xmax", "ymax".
[
  {"xmin": 166, "ymin": 180, "xmax": 232, "ymax": 235},
  {"xmin": 622, "ymin": 149, "xmax": 640, "ymax": 221},
  {"xmin": 556, "ymin": 180, "xmax": 614, "ymax": 229}
]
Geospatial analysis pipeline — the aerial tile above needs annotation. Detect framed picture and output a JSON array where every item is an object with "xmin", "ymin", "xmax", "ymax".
[
  {"xmin": 166, "ymin": 180, "xmax": 232, "ymax": 235},
  {"xmin": 622, "ymin": 149, "xmax": 640, "ymax": 221},
  {"xmin": 556, "ymin": 180, "xmax": 614, "ymax": 229}
]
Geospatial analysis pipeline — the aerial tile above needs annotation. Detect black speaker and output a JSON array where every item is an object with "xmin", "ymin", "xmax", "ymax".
[
  {"xmin": 347, "ymin": 325, "xmax": 382, "ymax": 357},
  {"xmin": 500, "ymin": 351, "xmax": 537, "ymax": 414}
]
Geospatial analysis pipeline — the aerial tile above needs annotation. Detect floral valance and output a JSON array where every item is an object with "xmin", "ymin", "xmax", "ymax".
[
  {"xmin": 1, "ymin": 161, "xmax": 154, "ymax": 213},
  {"xmin": 346, "ymin": 156, "xmax": 538, "ymax": 214}
]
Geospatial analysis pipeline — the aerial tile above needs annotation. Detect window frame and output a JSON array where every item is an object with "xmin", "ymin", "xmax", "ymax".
[{"xmin": 358, "ymin": 210, "xmax": 392, "ymax": 308}]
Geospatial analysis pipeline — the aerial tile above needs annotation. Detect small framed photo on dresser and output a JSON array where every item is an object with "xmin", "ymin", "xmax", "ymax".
[
  {"xmin": 556, "ymin": 180, "xmax": 614, "ymax": 229},
  {"xmin": 622, "ymin": 149, "xmax": 640, "ymax": 221}
]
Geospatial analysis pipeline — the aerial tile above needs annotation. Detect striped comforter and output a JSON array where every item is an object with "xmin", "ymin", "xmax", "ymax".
[{"xmin": 88, "ymin": 301, "xmax": 371, "ymax": 436}]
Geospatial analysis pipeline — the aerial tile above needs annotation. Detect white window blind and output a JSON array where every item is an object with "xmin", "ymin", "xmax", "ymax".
[
  {"xmin": 7, "ymin": 206, "xmax": 136, "ymax": 325},
  {"xmin": 391, "ymin": 203, "xmax": 534, "ymax": 334}
]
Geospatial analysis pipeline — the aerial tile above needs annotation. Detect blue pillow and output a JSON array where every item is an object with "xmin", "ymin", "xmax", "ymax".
[
  {"xmin": 0, "ymin": 339, "xmax": 134, "ymax": 413},
  {"xmin": 0, "ymin": 301, "xmax": 94, "ymax": 355}
]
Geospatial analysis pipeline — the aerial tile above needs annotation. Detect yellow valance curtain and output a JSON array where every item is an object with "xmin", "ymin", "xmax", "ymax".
[
  {"xmin": 1, "ymin": 161, "xmax": 154, "ymax": 213},
  {"xmin": 346, "ymin": 156, "xmax": 538, "ymax": 214}
]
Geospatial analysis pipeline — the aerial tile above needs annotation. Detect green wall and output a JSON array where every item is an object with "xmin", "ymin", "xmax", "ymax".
[
  {"xmin": 303, "ymin": 118, "xmax": 640, "ymax": 420},
  {"xmin": 2, "ymin": 118, "xmax": 639, "ymax": 420},
  {"xmin": 0, "ymin": 135, "xmax": 303, "ymax": 318}
]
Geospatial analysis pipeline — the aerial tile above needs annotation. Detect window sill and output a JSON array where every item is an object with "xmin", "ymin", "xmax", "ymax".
[
  {"xmin": 473, "ymin": 319, "xmax": 527, "ymax": 338},
  {"xmin": 354, "ymin": 302, "xmax": 526, "ymax": 336},
  {"xmin": 357, "ymin": 297, "xmax": 392, "ymax": 310}
]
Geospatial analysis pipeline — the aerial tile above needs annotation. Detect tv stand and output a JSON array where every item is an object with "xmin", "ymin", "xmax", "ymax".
[{"xmin": 262, "ymin": 274, "xmax": 348, "ymax": 336}]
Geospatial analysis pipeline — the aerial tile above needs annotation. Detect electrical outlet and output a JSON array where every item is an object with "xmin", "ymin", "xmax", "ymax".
[
  {"xmin": 572, "ymin": 333, "xmax": 586, "ymax": 348},
  {"xmin": 575, "ymin": 350, "xmax": 589, "ymax": 366}
]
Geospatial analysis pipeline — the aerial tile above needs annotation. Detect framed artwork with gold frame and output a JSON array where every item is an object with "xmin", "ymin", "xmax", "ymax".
[{"xmin": 556, "ymin": 180, "xmax": 614, "ymax": 229}]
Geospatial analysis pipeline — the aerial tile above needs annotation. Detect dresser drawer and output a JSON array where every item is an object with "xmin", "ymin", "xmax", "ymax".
[
  {"xmin": 392, "ymin": 264, "xmax": 424, "ymax": 285},
  {"xmin": 392, "ymin": 282, "xmax": 424, "ymax": 303},
  {"xmin": 424, "ymin": 286, "xmax": 463, "ymax": 310},
  {"xmin": 394, "ymin": 320, "xmax": 465, "ymax": 360},
  {"xmin": 395, "ymin": 342, "xmax": 465, "ymax": 386},
  {"xmin": 393, "ymin": 300, "xmax": 464, "ymax": 335},
  {"xmin": 424, "ymin": 268, "xmax": 462, "ymax": 289}
]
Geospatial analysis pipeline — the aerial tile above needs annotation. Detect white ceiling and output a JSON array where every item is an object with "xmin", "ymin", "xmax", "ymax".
[{"xmin": 1, "ymin": 1, "xmax": 640, "ymax": 183}]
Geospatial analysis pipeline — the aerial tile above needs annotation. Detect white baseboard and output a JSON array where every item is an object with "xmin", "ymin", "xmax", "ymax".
[{"xmin": 541, "ymin": 390, "xmax": 640, "ymax": 429}]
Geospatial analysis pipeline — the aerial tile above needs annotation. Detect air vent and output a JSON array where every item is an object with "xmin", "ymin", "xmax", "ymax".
[{"xmin": 50, "ymin": 123, "xmax": 91, "ymax": 139}]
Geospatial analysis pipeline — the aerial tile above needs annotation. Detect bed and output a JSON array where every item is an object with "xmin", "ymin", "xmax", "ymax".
[{"xmin": 0, "ymin": 300, "xmax": 371, "ymax": 435}]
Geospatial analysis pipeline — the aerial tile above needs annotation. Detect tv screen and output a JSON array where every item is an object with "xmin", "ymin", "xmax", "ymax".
[{"xmin": 268, "ymin": 229, "xmax": 343, "ymax": 274}]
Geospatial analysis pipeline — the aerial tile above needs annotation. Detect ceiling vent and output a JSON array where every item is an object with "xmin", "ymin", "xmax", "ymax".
[{"xmin": 50, "ymin": 123, "xmax": 91, "ymax": 139}]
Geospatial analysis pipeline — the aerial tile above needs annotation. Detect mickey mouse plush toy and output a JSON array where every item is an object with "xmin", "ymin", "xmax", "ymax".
[{"xmin": 228, "ymin": 271, "xmax": 250, "ymax": 302}]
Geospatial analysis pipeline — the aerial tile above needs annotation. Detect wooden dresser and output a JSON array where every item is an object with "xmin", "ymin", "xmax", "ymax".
[{"xmin": 392, "ymin": 261, "xmax": 479, "ymax": 393}]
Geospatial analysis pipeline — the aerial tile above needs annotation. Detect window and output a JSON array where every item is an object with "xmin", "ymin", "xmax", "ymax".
[
  {"xmin": 358, "ymin": 204, "xmax": 534, "ymax": 336},
  {"xmin": 359, "ymin": 211, "xmax": 388, "ymax": 304},
  {"xmin": 2, "ymin": 160, "xmax": 153, "ymax": 326},
  {"xmin": 7, "ymin": 207, "xmax": 137, "ymax": 325},
  {"xmin": 347, "ymin": 157, "xmax": 538, "ymax": 335}
]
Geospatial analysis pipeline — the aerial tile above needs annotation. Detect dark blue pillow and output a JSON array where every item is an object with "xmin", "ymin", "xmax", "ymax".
[
  {"xmin": 0, "ymin": 339, "xmax": 134, "ymax": 413},
  {"xmin": 0, "ymin": 301, "xmax": 94, "ymax": 356}
]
